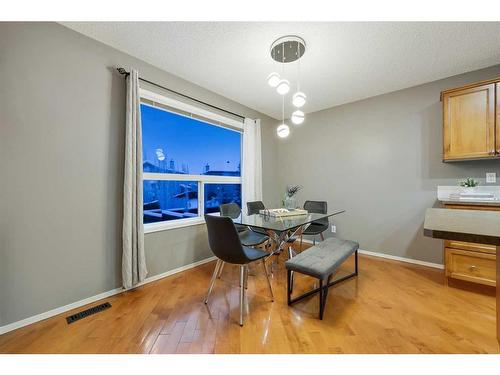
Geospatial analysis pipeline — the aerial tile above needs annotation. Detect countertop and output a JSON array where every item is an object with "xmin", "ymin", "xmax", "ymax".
[{"xmin": 424, "ymin": 208, "xmax": 500, "ymax": 245}]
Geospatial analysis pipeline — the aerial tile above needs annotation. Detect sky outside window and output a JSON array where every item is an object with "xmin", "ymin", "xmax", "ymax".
[{"xmin": 141, "ymin": 104, "xmax": 241, "ymax": 175}]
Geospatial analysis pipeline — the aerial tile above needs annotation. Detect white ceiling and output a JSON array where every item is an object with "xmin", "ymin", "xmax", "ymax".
[{"xmin": 62, "ymin": 22, "xmax": 500, "ymax": 120}]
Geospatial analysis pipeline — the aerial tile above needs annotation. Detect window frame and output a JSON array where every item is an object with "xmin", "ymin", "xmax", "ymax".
[{"xmin": 140, "ymin": 89, "xmax": 243, "ymax": 233}]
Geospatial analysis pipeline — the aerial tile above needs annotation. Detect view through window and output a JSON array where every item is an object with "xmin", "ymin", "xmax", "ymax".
[{"xmin": 141, "ymin": 103, "xmax": 242, "ymax": 227}]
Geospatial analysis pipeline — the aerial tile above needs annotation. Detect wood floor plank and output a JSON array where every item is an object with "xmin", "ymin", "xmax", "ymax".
[{"xmin": 1, "ymin": 243, "xmax": 498, "ymax": 354}]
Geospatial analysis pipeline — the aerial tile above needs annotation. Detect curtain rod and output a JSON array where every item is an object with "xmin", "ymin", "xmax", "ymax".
[{"xmin": 117, "ymin": 68, "xmax": 246, "ymax": 121}]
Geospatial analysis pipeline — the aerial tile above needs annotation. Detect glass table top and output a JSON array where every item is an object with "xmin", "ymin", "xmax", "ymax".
[{"xmin": 228, "ymin": 209, "xmax": 345, "ymax": 232}]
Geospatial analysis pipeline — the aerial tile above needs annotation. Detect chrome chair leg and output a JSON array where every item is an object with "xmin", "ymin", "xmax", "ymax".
[
  {"xmin": 204, "ymin": 259, "xmax": 221, "ymax": 304},
  {"xmin": 244, "ymin": 264, "xmax": 249, "ymax": 290},
  {"xmin": 239, "ymin": 265, "xmax": 245, "ymax": 326},
  {"xmin": 261, "ymin": 258, "xmax": 274, "ymax": 301},
  {"xmin": 288, "ymin": 246, "xmax": 294, "ymax": 294},
  {"xmin": 217, "ymin": 262, "xmax": 225, "ymax": 279}
]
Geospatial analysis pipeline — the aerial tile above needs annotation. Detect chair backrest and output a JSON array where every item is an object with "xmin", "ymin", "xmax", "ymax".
[
  {"xmin": 304, "ymin": 200, "xmax": 328, "ymax": 225},
  {"xmin": 219, "ymin": 203, "xmax": 241, "ymax": 219},
  {"xmin": 204, "ymin": 214, "xmax": 249, "ymax": 264},
  {"xmin": 247, "ymin": 201, "xmax": 265, "ymax": 215}
]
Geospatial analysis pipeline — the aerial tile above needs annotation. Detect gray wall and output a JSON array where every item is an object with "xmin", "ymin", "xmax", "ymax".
[
  {"xmin": 277, "ymin": 64, "xmax": 500, "ymax": 265},
  {"xmin": 0, "ymin": 22, "xmax": 279, "ymax": 326}
]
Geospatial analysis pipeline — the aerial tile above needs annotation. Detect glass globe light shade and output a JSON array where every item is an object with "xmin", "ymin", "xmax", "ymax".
[
  {"xmin": 266, "ymin": 72, "xmax": 281, "ymax": 88},
  {"xmin": 277, "ymin": 123, "xmax": 290, "ymax": 138},
  {"xmin": 276, "ymin": 79, "xmax": 290, "ymax": 95},
  {"xmin": 292, "ymin": 92, "xmax": 306, "ymax": 108},
  {"xmin": 291, "ymin": 110, "xmax": 305, "ymax": 125}
]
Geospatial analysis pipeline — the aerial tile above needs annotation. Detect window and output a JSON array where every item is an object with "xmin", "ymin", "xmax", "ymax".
[
  {"xmin": 140, "ymin": 89, "xmax": 243, "ymax": 232},
  {"xmin": 204, "ymin": 183, "xmax": 242, "ymax": 214}
]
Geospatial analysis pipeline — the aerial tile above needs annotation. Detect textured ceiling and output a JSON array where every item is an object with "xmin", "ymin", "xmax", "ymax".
[{"xmin": 62, "ymin": 22, "xmax": 500, "ymax": 119}]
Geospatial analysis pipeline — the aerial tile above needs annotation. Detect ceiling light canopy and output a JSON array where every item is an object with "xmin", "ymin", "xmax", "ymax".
[{"xmin": 270, "ymin": 36, "xmax": 306, "ymax": 64}]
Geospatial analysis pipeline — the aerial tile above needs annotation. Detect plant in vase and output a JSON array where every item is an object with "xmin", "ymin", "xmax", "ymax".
[
  {"xmin": 282, "ymin": 185, "xmax": 302, "ymax": 209},
  {"xmin": 459, "ymin": 177, "xmax": 479, "ymax": 194}
]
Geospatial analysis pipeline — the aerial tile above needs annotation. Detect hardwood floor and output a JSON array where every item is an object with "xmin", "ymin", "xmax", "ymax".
[{"xmin": 0, "ymin": 245, "xmax": 498, "ymax": 354}]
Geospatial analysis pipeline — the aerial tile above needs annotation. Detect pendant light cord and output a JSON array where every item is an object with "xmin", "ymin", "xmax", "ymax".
[
  {"xmin": 282, "ymin": 92, "xmax": 285, "ymax": 123},
  {"xmin": 297, "ymin": 41, "xmax": 300, "ymax": 92},
  {"xmin": 282, "ymin": 42, "xmax": 285, "ymax": 123}
]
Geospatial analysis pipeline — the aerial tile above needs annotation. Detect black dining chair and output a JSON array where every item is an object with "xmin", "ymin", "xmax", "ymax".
[
  {"xmin": 246, "ymin": 200, "xmax": 266, "ymax": 215},
  {"xmin": 246, "ymin": 201, "xmax": 271, "ymax": 237},
  {"xmin": 219, "ymin": 203, "xmax": 270, "ymax": 279},
  {"xmin": 204, "ymin": 214, "xmax": 274, "ymax": 326},
  {"xmin": 220, "ymin": 203, "xmax": 269, "ymax": 247},
  {"xmin": 219, "ymin": 203, "xmax": 247, "ymax": 233},
  {"xmin": 300, "ymin": 200, "xmax": 329, "ymax": 250}
]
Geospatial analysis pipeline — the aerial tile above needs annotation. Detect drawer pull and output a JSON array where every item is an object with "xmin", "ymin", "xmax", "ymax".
[{"xmin": 469, "ymin": 265, "xmax": 477, "ymax": 271}]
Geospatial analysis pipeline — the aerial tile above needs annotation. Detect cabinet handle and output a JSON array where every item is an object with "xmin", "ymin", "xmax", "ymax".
[
  {"xmin": 469, "ymin": 265, "xmax": 477, "ymax": 271},
  {"xmin": 489, "ymin": 150, "xmax": 495, "ymax": 155}
]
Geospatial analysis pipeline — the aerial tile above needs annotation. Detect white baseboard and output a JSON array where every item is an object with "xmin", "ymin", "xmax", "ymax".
[
  {"xmin": 300, "ymin": 238, "xmax": 444, "ymax": 270},
  {"xmin": 0, "ymin": 256, "xmax": 216, "ymax": 336},
  {"xmin": 357, "ymin": 249, "xmax": 444, "ymax": 269}
]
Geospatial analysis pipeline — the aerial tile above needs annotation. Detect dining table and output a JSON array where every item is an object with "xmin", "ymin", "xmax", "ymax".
[{"xmin": 230, "ymin": 208, "xmax": 346, "ymax": 263}]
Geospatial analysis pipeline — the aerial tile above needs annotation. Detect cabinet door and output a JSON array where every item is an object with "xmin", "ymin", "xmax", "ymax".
[
  {"xmin": 497, "ymin": 83, "xmax": 500, "ymax": 155},
  {"xmin": 443, "ymin": 83, "xmax": 495, "ymax": 160}
]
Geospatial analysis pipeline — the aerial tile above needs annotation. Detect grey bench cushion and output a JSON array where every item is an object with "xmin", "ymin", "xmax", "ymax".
[{"xmin": 285, "ymin": 237, "xmax": 359, "ymax": 280}]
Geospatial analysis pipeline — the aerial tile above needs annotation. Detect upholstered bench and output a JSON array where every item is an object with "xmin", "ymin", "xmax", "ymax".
[{"xmin": 285, "ymin": 237, "xmax": 359, "ymax": 319}]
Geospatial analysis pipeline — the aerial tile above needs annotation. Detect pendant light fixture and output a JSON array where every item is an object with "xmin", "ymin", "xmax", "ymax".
[
  {"xmin": 267, "ymin": 73, "xmax": 281, "ymax": 88},
  {"xmin": 292, "ymin": 40, "xmax": 307, "ymax": 109},
  {"xmin": 276, "ymin": 42, "xmax": 290, "ymax": 95},
  {"xmin": 266, "ymin": 48, "xmax": 280, "ymax": 87},
  {"xmin": 267, "ymin": 35, "xmax": 306, "ymax": 137},
  {"xmin": 277, "ymin": 123, "xmax": 290, "ymax": 138},
  {"xmin": 292, "ymin": 92, "xmax": 306, "ymax": 108},
  {"xmin": 291, "ymin": 110, "xmax": 305, "ymax": 125},
  {"xmin": 276, "ymin": 79, "xmax": 290, "ymax": 95},
  {"xmin": 277, "ymin": 88, "xmax": 290, "ymax": 138}
]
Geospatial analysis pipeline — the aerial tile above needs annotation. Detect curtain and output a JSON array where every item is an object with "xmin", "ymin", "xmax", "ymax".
[
  {"xmin": 242, "ymin": 118, "xmax": 263, "ymax": 210},
  {"xmin": 122, "ymin": 69, "xmax": 147, "ymax": 289}
]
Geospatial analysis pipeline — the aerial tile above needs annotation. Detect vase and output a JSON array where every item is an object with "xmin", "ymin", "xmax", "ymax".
[{"xmin": 284, "ymin": 196, "xmax": 297, "ymax": 209}]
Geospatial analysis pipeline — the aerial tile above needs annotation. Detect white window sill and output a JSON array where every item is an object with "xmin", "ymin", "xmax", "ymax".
[{"xmin": 144, "ymin": 217, "xmax": 206, "ymax": 234}]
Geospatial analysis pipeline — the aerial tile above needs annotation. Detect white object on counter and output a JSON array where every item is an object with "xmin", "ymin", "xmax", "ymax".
[
  {"xmin": 259, "ymin": 208, "xmax": 308, "ymax": 217},
  {"xmin": 437, "ymin": 186, "xmax": 500, "ymax": 202}
]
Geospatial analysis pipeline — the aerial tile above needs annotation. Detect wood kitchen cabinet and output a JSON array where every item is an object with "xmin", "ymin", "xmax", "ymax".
[
  {"xmin": 443, "ymin": 204, "xmax": 497, "ymax": 287},
  {"xmin": 441, "ymin": 78, "xmax": 499, "ymax": 161}
]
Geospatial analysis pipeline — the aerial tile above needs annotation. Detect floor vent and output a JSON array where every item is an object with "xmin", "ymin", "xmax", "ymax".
[{"xmin": 66, "ymin": 302, "xmax": 111, "ymax": 324}]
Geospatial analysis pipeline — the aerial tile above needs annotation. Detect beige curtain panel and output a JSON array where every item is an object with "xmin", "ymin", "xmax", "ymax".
[{"xmin": 122, "ymin": 69, "xmax": 148, "ymax": 289}]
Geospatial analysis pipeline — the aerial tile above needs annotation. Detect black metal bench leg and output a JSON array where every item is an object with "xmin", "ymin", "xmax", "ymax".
[
  {"xmin": 319, "ymin": 279, "xmax": 325, "ymax": 320},
  {"xmin": 287, "ymin": 269, "xmax": 292, "ymax": 305},
  {"xmin": 321, "ymin": 274, "xmax": 332, "ymax": 319},
  {"xmin": 355, "ymin": 250, "xmax": 359, "ymax": 276}
]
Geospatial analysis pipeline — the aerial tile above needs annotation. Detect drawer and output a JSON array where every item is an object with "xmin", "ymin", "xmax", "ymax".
[
  {"xmin": 444, "ymin": 240, "xmax": 496, "ymax": 254},
  {"xmin": 445, "ymin": 248, "xmax": 496, "ymax": 286}
]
